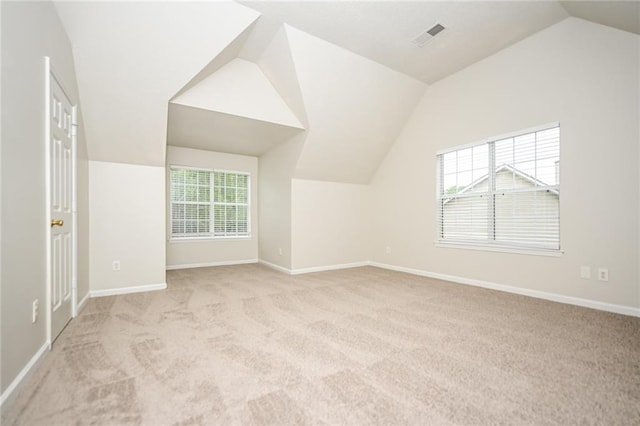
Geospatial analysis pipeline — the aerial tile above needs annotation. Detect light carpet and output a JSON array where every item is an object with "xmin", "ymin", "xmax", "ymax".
[{"xmin": 2, "ymin": 264, "xmax": 639, "ymax": 425}]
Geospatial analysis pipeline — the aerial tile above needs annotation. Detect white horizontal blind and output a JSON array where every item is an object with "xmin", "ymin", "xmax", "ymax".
[
  {"xmin": 437, "ymin": 124, "xmax": 560, "ymax": 250},
  {"xmin": 171, "ymin": 168, "xmax": 211, "ymax": 237},
  {"xmin": 439, "ymin": 144, "xmax": 490, "ymax": 242},
  {"xmin": 170, "ymin": 167, "xmax": 250, "ymax": 239},
  {"xmin": 493, "ymin": 126, "xmax": 559, "ymax": 248},
  {"xmin": 213, "ymin": 171, "xmax": 250, "ymax": 237}
]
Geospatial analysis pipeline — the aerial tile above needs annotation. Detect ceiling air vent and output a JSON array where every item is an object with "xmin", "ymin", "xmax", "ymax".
[{"xmin": 412, "ymin": 23, "xmax": 445, "ymax": 47}]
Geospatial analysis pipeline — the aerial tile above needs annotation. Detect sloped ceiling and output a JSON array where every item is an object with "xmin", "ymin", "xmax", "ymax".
[
  {"xmin": 560, "ymin": 1, "xmax": 640, "ymax": 35},
  {"xmin": 257, "ymin": 25, "xmax": 309, "ymax": 129},
  {"xmin": 167, "ymin": 21, "xmax": 426, "ymax": 184},
  {"xmin": 240, "ymin": 1, "xmax": 570, "ymax": 83},
  {"xmin": 168, "ymin": 58, "xmax": 304, "ymax": 156},
  {"xmin": 167, "ymin": 103, "xmax": 303, "ymax": 157},
  {"xmin": 281, "ymin": 26, "xmax": 426, "ymax": 183},
  {"xmin": 54, "ymin": 0, "xmax": 638, "ymax": 179},
  {"xmin": 172, "ymin": 20, "xmax": 259, "ymax": 101},
  {"xmin": 240, "ymin": 1, "xmax": 639, "ymax": 84},
  {"xmin": 54, "ymin": 1, "xmax": 260, "ymax": 166},
  {"xmin": 172, "ymin": 59, "xmax": 303, "ymax": 129}
]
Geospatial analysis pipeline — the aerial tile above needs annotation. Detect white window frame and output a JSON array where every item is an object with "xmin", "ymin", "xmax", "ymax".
[
  {"xmin": 169, "ymin": 166, "xmax": 251, "ymax": 241},
  {"xmin": 436, "ymin": 122, "xmax": 561, "ymax": 256}
]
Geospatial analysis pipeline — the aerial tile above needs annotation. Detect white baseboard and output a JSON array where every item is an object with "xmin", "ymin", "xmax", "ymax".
[
  {"xmin": 290, "ymin": 261, "xmax": 370, "ymax": 275},
  {"xmin": 90, "ymin": 282, "xmax": 167, "ymax": 298},
  {"xmin": 370, "ymin": 261, "xmax": 640, "ymax": 318},
  {"xmin": 76, "ymin": 292, "xmax": 90, "ymax": 314},
  {"xmin": 166, "ymin": 259, "xmax": 258, "ymax": 271},
  {"xmin": 0, "ymin": 342, "xmax": 49, "ymax": 408},
  {"xmin": 258, "ymin": 259, "xmax": 370, "ymax": 275},
  {"xmin": 258, "ymin": 259, "xmax": 292, "ymax": 274}
]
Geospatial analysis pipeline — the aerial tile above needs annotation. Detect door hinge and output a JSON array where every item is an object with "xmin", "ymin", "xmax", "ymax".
[{"xmin": 72, "ymin": 124, "xmax": 78, "ymax": 137}]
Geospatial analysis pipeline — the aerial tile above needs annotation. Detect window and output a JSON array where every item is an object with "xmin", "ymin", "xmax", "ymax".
[
  {"xmin": 437, "ymin": 123, "xmax": 560, "ymax": 252},
  {"xmin": 170, "ymin": 167, "xmax": 250, "ymax": 239}
]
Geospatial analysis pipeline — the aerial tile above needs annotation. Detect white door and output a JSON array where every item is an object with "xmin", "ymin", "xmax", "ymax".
[{"xmin": 49, "ymin": 73, "xmax": 75, "ymax": 341}]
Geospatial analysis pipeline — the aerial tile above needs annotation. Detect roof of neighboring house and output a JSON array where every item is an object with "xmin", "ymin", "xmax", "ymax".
[{"xmin": 442, "ymin": 164, "xmax": 559, "ymax": 204}]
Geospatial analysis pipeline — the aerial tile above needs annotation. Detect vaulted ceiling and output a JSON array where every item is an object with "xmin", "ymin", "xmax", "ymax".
[
  {"xmin": 54, "ymin": 1, "xmax": 639, "ymax": 182},
  {"xmin": 168, "ymin": 58, "xmax": 305, "ymax": 157},
  {"xmin": 54, "ymin": 1, "xmax": 260, "ymax": 166},
  {"xmin": 239, "ymin": 1, "xmax": 639, "ymax": 84},
  {"xmin": 240, "ymin": 1, "xmax": 569, "ymax": 84}
]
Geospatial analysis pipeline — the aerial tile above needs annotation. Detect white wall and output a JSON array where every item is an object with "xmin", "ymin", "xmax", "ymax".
[
  {"xmin": 0, "ymin": 0, "xmax": 4, "ymax": 399},
  {"xmin": 255, "ymin": 23, "xmax": 425, "ymax": 271},
  {"xmin": 371, "ymin": 18, "xmax": 640, "ymax": 309},
  {"xmin": 258, "ymin": 135, "xmax": 305, "ymax": 269},
  {"xmin": 637, "ymin": 37, "xmax": 640, "ymax": 311},
  {"xmin": 76, "ymin": 121, "xmax": 90, "ymax": 303},
  {"xmin": 89, "ymin": 161, "xmax": 165, "ymax": 292},
  {"xmin": 291, "ymin": 179, "xmax": 371, "ymax": 271},
  {"xmin": 1, "ymin": 1, "xmax": 89, "ymax": 396},
  {"xmin": 166, "ymin": 146, "xmax": 259, "ymax": 268}
]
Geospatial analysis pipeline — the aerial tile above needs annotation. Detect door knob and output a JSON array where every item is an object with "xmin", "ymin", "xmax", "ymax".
[{"xmin": 51, "ymin": 219, "xmax": 64, "ymax": 227}]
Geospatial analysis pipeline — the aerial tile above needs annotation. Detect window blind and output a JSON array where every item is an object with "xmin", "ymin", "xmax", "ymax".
[
  {"xmin": 437, "ymin": 124, "xmax": 560, "ymax": 251},
  {"xmin": 170, "ymin": 167, "xmax": 250, "ymax": 239}
]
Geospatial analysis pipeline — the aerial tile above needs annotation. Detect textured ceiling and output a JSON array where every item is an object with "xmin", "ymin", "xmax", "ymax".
[{"xmin": 239, "ymin": 1, "xmax": 639, "ymax": 84}]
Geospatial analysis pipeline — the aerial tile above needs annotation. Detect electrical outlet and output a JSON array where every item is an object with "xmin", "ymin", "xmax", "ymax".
[
  {"xmin": 112, "ymin": 260, "xmax": 121, "ymax": 271},
  {"xmin": 580, "ymin": 266, "xmax": 591, "ymax": 279},
  {"xmin": 597, "ymin": 268, "xmax": 609, "ymax": 282},
  {"xmin": 386, "ymin": 246, "xmax": 391, "ymax": 254},
  {"xmin": 32, "ymin": 299, "xmax": 39, "ymax": 323},
  {"xmin": 278, "ymin": 248, "xmax": 283, "ymax": 256}
]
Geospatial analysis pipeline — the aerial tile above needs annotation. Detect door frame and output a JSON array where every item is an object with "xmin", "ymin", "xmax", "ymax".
[{"xmin": 44, "ymin": 56, "xmax": 78, "ymax": 347}]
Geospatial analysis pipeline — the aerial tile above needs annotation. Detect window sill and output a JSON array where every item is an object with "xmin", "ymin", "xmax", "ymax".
[
  {"xmin": 435, "ymin": 241, "xmax": 563, "ymax": 257},
  {"xmin": 170, "ymin": 235, "xmax": 252, "ymax": 243}
]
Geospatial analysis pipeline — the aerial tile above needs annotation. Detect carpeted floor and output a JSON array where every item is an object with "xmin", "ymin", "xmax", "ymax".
[{"xmin": 2, "ymin": 264, "xmax": 639, "ymax": 425}]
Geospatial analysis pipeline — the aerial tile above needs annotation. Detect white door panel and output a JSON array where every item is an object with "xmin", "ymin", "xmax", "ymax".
[{"xmin": 50, "ymin": 73, "xmax": 74, "ymax": 342}]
